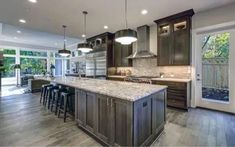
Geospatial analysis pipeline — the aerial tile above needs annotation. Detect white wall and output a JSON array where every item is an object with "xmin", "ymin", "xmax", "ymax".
[
  {"xmin": 192, "ymin": 3, "xmax": 235, "ymax": 29},
  {"xmin": 191, "ymin": 3, "xmax": 235, "ymax": 113}
]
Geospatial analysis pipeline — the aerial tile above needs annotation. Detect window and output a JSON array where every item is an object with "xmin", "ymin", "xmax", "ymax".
[
  {"xmin": 201, "ymin": 32, "xmax": 229, "ymax": 102},
  {"xmin": 55, "ymin": 59, "xmax": 62, "ymax": 76},
  {"xmin": 20, "ymin": 50, "xmax": 47, "ymax": 57},
  {"xmin": 2, "ymin": 49, "xmax": 16, "ymax": 78},
  {"xmin": 2, "ymin": 57, "xmax": 15, "ymax": 78},
  {"xmin": 65, "ymin": 59, "xmax": 70, "ymax": 73},
  {"xmin": 3, "ymin": 49, "xmax": 16, "ymax": 55},
  {"xmin": 20, "ymin": 58, "xmax": 47, "ymax": 75}
]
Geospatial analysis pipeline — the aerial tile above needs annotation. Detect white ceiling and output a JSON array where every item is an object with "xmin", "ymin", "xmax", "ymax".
[
  {"xmin": 0, "ymin": 23, "xmax": 80, "ymax": 50},
  {"xmin": 0, "ymin": 0, "xmax": 234, "ymax": 50},
  {"xmin": 0, "ymin": 0, "xmax": 234, "ymax": 39}
]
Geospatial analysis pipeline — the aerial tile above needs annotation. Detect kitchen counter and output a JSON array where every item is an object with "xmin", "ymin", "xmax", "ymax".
[
  {"xmin": 38, "ymin": 76, "xmax": 167, "ymax": 101},
  {"xmin": 38, "ymin": 76, "xmax": 167, "ymax": 146},
  {"xmin": 151, "ymin": 77, "xmax": 191, "ymax": 83},
  {"xmin": 108, "ymin": 75, "xmax": 191, "ymax": 83},
  {"xmin": 107, "ymin": 75, "xmax": 126, "ymax": 78}
]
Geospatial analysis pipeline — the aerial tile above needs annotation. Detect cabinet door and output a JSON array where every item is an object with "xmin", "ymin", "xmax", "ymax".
[
  {"xmin": 96, "ymin": 94, "xmax": 110, "ymax": 142},
  {"xmin": 114, "ymin": 43, "xmax": 132, "ymax": 67},
  {"xmin": 152, "ymin": 90, "xmax": 166, "ymax": 134},
  {"xmin": 157, "ymin": 24, "xmax": 172, "ymax": 66},
  {"xmin": 121, "ymin": 45, "xmax": 132, "ymax": 67},
  {"xmin": 76, "ymin": 90, "xmax": 86, "ymax": 126},
  {"xmin": 85, "ymin": 92, "xmax": 96, "ymax": 133},
  {"xmin": 133, "ymin": 98, "xmax": 152, "ymax": 146},
  {"xmin": 114, "ymin": 43, "xmax": 122, "ymax": 67},
  {"xmin": 110, "ymin": 99, "xmax": 133, "ymax": 146},
  {"xmin": 173, "ymin": 19, "xmax": 190, "ymax": 65}
]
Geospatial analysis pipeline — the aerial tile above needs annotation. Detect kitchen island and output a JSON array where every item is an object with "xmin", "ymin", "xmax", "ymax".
[{"xmin": 38, "ymin": 76, "xmax": 167, "ymax": 146}]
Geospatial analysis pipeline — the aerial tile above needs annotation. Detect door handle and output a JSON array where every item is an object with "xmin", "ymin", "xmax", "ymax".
[{"xmin": 196, "ymin": 73, "xmax": 201, "ymax": 81}]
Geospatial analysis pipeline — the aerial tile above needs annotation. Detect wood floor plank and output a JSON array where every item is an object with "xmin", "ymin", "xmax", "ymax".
[{"xmin": 0, "ymin": 93, "xmax": 234, "ymax": 146}]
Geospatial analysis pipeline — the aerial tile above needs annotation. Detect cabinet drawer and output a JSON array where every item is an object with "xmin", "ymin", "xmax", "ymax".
[
  {"xmin": 154, "ymin": 81, "xmax": 186, "ymax": 88},
  {"xmin": 167, "ymin": 89, "xmax": 187, "ymax": 100},
  {"xmin": 167, "ymin": 99, "xmax": 186, "ymax": 109}
]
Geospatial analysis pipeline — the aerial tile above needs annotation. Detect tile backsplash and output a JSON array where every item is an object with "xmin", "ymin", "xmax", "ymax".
[
  {"xmin": 108, "ymin": 58, "xmax": 191, "ymax": 78},
  {"xmin": 132, "ymin": 58, "xmax": 191, "ymax": 78}
]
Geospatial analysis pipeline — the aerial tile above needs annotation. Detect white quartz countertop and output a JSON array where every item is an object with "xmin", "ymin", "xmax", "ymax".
[
  {"xmin": 38, "ymin": 76, "xmax": 167, "ymax": 102},
  {"xmin": 108, "ymin": 75, "xmax": 126, "ymax": 78},
  {"xmin": 151, "ymin": 78, "xmax": 191, "ymax": 83}
]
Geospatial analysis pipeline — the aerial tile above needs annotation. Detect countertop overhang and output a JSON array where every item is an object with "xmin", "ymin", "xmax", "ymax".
[{"xmin": 37, "ymin": 76, "xmax": 167, "ymax": 102}]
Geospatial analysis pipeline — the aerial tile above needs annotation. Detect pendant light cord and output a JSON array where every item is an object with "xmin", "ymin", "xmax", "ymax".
[
  {"xmin": 83, "ymin": 11, "xmax": 88, "ymax": 41},
  {"xmin": 125, "ymin": 0, "xmax": 128, "ymax": 29},
  {"xmin": 63, "ymin": 25, "xmax": 66, "ymax": 49}
]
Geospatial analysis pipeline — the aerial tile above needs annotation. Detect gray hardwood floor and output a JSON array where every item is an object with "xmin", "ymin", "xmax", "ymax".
[{"xmin": 0, "ymin": 93, "xmax": 234, "ymax": 146}]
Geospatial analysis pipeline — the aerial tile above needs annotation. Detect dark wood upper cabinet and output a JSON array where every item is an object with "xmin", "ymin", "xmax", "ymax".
[
  {"xmin": 87, "ymin": 32, "xmax": 114, "ymax": 67},
  {"xmin": 113, "ymin": 42, "xmax": 133, "ymax": 67},
  {"xmin": 155, "ymin": 9, "xmax": 194, "ymax": 66},
  {"xmin": 87, "ymin": 32, "xmax": 132, "ymax": 67}
]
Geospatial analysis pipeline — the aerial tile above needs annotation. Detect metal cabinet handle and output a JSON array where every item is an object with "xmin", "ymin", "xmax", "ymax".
[
  {"xmin": 110, "ymin": 99, "xmax": 113, "ymax": 107},
  {"xmin": 107, "ymin": 98, "xmax": 109, "ymax": 106}
]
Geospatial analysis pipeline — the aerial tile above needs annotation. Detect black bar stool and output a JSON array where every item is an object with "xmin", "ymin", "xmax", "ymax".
[
  {"xmin": 51, "ymin": 87, "xmax": 67, "ymax": 114},
  {"xmin": 40, "ymin": 84, "xmax": 53, "ymax": 104},
  {"xmin": 58, "ymin": 91, "xmax": 75, "ymax": 122},
  {"xmin": 45, "ymin": 85, "xmax": 59, "ymax": 109}
]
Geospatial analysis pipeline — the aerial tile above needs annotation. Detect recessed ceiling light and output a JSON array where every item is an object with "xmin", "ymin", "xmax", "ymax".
[
  {"xmin": 17, "ymin": 30, "xmax": 21, "ymax": 34},
  {"xmin": 82, "ymin": 34, "xmax": 86, "ymax": 38},
  {"xmin": 104, "ymin": 25, "xmax": 108, "ymax": 29},
  {"xmin": 14, "ymin": 37, "xmax": 18, "ymax": 39},
  {"xmin": 141, "ymin": 9, "xmax": 148, "ymax": 15},
  {"xmin": 19, "ymin": 19, "xmax": 26, "ymax": 24},
  {"xmin": 28, "ymin": 0, "xmax": 37, "ymax": 3},
  {"xmin": 54, "ymin": 43, "xmax": 58, "ymax": 46}
]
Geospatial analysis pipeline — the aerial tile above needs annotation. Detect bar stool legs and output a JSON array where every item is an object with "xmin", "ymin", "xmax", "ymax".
[
  {"xmin": 40, "ymin": 84, "xmax": 74, "ymax": 123},
  {"xmin": 58, "ymin": 92, "xmax": 74, "ymax": 122}
]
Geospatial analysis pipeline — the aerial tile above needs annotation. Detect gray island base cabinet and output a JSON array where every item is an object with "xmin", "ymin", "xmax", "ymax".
[
  {"xmin": 75, "ymin": 88, "xmax": 167, "ymax": 146},
  {"xmin": 36, "ymin": 77, "xmax": 167, "ymax": 146}
]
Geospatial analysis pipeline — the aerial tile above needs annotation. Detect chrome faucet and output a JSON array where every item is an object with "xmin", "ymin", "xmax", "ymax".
[{"xmin": 160, "ymin": 72, "xmax": 164, "ymax": 78}]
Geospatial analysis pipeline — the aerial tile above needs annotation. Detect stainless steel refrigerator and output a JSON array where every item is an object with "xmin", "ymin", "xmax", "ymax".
[{"xmin": 86, "ymin": 51, "xmax": 106, "ymax": 79}]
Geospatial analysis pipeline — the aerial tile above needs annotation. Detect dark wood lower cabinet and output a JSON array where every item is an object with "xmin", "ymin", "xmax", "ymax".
[
  {"xmin": 75, "ymin": 90, "xmax": 86, "ymax": 127},
  {"xmin": 152, "ymin": 92, "xmax": 166, "ymax": 134},
  {"xmin": 96, "ymin": 94, "xmax": 110, "ymax": 143},
  {"xmin": 152, "ymin": 80, "xmax": 191, "ymax": 110},
  {"xmin": 111, "ymin": 98, "xmax": 133, "ymax": 146},
  {"xmin": 134, "ymin": 98, "xmax": 152, "ymax": 145},
  {"xmin": 85, "ymin": 92, "xmax": 96, "ymax": 133},
  {"xmin": 75, "ymin": 89, "xmax": 167, "ymax": 146}
]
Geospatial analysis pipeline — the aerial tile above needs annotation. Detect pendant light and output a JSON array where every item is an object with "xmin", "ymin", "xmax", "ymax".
[
  {"xmin": 58, "ymin": 25, "xmax": 71, "ymax": 57},
  {"xmin": 77, "ymin": 11, "xmax": 93, "ymax": 53},
  {"xmin": 115, "ymin": 0, "xmax": 137, "ymax": 45}
]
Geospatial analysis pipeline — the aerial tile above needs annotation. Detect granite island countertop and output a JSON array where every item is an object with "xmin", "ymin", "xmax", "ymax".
[{"xmin": 37, "ymin": 76, "xmax": 167, "ymax": 102}]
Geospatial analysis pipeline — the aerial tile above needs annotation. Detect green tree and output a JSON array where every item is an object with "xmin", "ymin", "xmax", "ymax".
[{"xmin": 203, "ymin": 32, "xmax": 229, "ymax": 59}]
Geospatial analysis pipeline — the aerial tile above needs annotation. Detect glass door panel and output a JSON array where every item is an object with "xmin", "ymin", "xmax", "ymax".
[{"xmin": 201, "ymin": 32, "xmax": 229, "ymax": 102}]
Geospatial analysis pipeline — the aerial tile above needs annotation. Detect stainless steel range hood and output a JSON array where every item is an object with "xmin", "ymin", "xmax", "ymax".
[{"xmin": 127, "ymin": 25, "xmax": 157, "ymax": 59}]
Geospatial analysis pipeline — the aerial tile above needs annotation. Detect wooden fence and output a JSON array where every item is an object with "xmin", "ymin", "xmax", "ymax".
[{"xmin": 202, "ymin": 58, "xmax": 229, "ymax": 90}]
